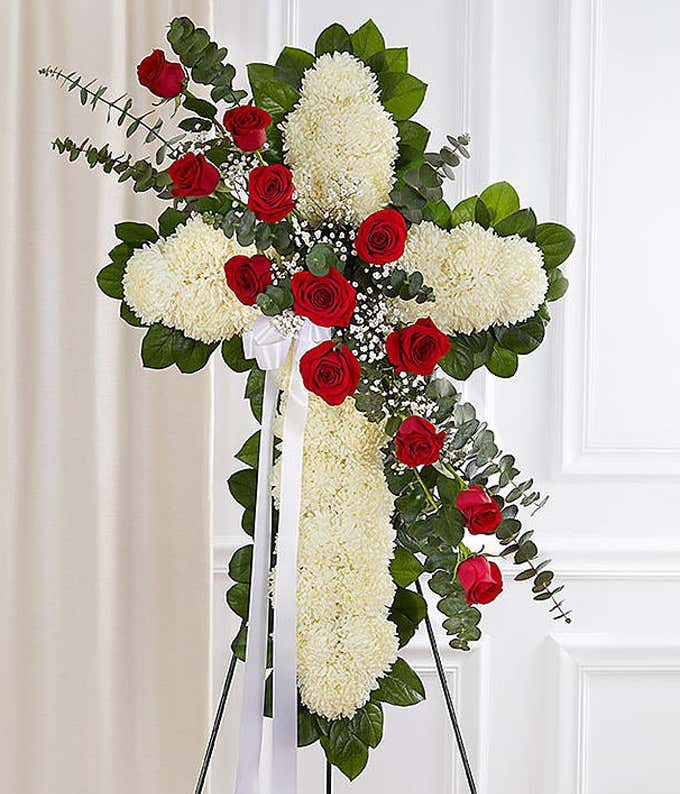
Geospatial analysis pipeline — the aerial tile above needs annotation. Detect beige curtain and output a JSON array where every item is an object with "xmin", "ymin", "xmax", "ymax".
[{"xmin": 1, "ymin": 2, "xmax": 214, "ymax": 792}]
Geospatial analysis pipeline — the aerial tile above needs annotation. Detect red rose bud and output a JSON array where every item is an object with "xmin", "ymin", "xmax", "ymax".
[
  {"xmin": 455, "ymin": 485, "xmax": 503, "ymax": 535},
  {"xmin": 355, "ymin": 208, "xmax": 408, "ymax": 265},
  {"xmin": 299, "ymin": 341, "xmax": 360, "ymax": 406},
  {"xmin": 457, "ymin": 557, "xmax": 503, "ymax": 605},
  {"xmin": 137, "ymin": 49, "xmax": 185, "ymax": 99},
  {"xmin": 291, "ymin": 268, "xmax": 356, "ymax": 328},
  {"xmin": 247, "ymin": 164, "xmax": 295, "ymax": 223},
  {"xmin": 386, "ymin": 318, "xmax": 451, "ymax": 376},
  {"xmin": 167, "ymin": 152, "xmax": 220, "ymax": 197},
  {"xmin": 395, "ymin": 416, "xmax": 445, "ymax": 467},
  {"xmin": 224, "ymin": 254, "xmax": 272, "ymax": 306},
  {"xmin": 223, "ymin": 105, "xmax": 272, "ymax": 152}
]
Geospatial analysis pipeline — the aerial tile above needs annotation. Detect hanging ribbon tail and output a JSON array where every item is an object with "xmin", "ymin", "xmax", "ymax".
[
  {"xmin": 234, "ymin": 317, "xmax": 330, "ymax": 794},
  {"xmin": 233, "ymin": 369, "xmax": 278, "ymax": 794}
]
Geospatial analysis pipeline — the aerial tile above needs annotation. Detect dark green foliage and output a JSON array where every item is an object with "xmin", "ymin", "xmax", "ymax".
[{"xmin": 167, "ymin": 16, "xmax": 246, "ymax": 105}]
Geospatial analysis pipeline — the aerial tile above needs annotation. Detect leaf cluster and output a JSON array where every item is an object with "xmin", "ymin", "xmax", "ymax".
[{"xmin": 167, "ymin": 17, "xmax": 246, "ymax": 105}]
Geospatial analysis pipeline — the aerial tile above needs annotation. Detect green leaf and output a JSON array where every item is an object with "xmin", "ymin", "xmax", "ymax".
[
  {"xmin": 158, "ymin": 207, "xmax": 189, "ymax": 237},
  {"xmin": 486, "ymin": 343, "xmax": 518, "ymax": 378},
  {"xmin": 494, "ymin": 208, "xmax": 537, "ymax": 239},
  {"xmin": 479, "ymin": 181, "xmax": 520, "ymax": 224},
  {"xmin": 247, "ymin": 63, "xmax": 300, "ymax": 119},
  {"xmin": 96, "ymin": 262, "xmax": 124, "ymax": 299},
  {"xmin": 245, "ymin": 367, "xmax": 265, "ymax": 421},
  {"xmin": 369, "ymin": 47, "xmax": 408, "ymax": 74},
  {"xmin": 326, "ymin": 721, "xmax": 368, "ymax": 780},
  {"xmin": 390, "ymin": 546, "xmax": 424, "ymax": 587},
  {"xmin": 228, "ymin": 468, "xmax": 257, "ymax": 509},
  {"xmin": 221, "ymin": 335, "xmax": 254, "ymax": 373},
  {"xmin": 275, "ymin": 47, "xmax": 315, "ymax": 88},
  {"xmin": 494, "ymin": 313, "xmax": 545, "ymax": 355},
  {"xmin": 315, "ymin": 23, "xmax": 353, "ymax": 56},
  {"xmin": 437, "ymin": 473, "xmax": 462, "ymax": 504},
  {"xmin": 534, "ymin": 222, "xmax": 575, "ymax": 269},
  {"xmin": 235, "ymin": 431, "xmax": 260, "ymax": 468},
  {"xmin": 231, "ymin": 624, "xmax": 247, "ymax": 661},
  {"xmin": 396, "ymin": 119, "xmax": 430, "ymax": 170},
  {"xmin": 115, "ymin": 221, "xmax": 158, "ymax": 247},
  {"xmin": 450, "ymin": 196, "xmax": 479, "ymax": 227},
  {"xmin": 182, "ymin": 93, "xmax": 217, "ymax": 119},
  {"xmin": 298, "ymin": 705, "xmax": 320, "ymax": 747},
  {"xmin": 389, "ymin": 587, "xmax": 428, "ymax": 646},
  {"xmin": 226, "ymin": 582, "xmax": 250, "ymax": 620},
  {"xmin": 546, "ymin": 268, "xmax": 569, "ymax": 301},
  {"xmin": 378, "ymin": 72, "xmax": 427, "ymax": 121},
  {"xmin": 350, "ymin": 20, "xmax": 385, "ymax": 61},
  {"xmin": 306, "ymin": 242, "xmax": 338, "ymax": 276},
  {"xmin": 350, "ymin": 702, "xmax": 383, "ymax": 748},
  {"xmin": 173, "ymin": 334, "xmax": 217, "ymax": 373},
  {"xmin": 141, "ymin": 324, "xmax": 176, "ymax": 369},
  {"xmin": 423, "ymin": 199, "xmax": 452, "ymax": 228},
  {"xmin": 440, "ymin": 336, "xmax": 475, "ymax": 380},
  {"xmin": 475, "ymin": 198, "xmax": 491, "ymax": 228},
  {"xmin": 372, "ymin": 657, "xmax": 425, "ymax": 706},
  {"xmin": 228, "ymin": 545, "xmax": 253, "ymax": 584},
  {"xmin": 120, "ymin": 301, "xmax": 143, "ymax": 327},
  {"xmin": 432, "ymin": 506, "xmax": 465, "ymax": 546}
]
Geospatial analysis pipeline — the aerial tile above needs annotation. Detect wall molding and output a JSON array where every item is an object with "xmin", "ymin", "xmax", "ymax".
[
  {"xmin": 548, "ymin": 634, "xmax": 680, "ymax": 793},
  {"xmin": 555, "ymin": 0, "xmax": 680, "ymax": 478}
]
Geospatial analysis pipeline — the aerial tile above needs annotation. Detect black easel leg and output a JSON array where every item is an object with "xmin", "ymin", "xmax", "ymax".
[
  {"xmin": 326, "ymin": 759, "xmax": 332, "ymax": 794},
  {"xmin": 194, "ymin": 652, "xmax": 239, "ymax": 794},
  {"xmin": 415, "ymin": 580, "xmax": 478, "ymax": 794}
]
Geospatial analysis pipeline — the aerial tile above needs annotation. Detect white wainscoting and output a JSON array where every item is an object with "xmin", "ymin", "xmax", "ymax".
[{"xmin": 211, "ymin": 1, "xmax": 680, "ymax": 792}]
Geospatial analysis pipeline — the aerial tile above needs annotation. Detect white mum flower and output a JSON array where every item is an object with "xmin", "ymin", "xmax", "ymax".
[
  {"xmin": 123, "ymin": 243, "xmax": 179, "ymax": 326},
  {"xmin": 123, "ymin": 215, "xmax": 258, "ymax": 344},
  {"xmin": 282, "ymin": 51, "xmax": 399, "ymax": 226},
  {"xmin": 396, "ymin": 221, "xmax": 548, "ymax": 334},
  {"xmin": 272, "ymin": 390, "xmax": 398, "ymax": 719}
]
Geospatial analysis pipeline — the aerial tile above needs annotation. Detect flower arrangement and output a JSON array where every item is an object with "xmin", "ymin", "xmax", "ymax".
[{"xmin": 41, "ymin": 17, "xmax": 575, "ymax": 785}]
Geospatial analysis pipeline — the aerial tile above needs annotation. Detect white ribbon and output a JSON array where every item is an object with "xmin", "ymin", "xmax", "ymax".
[{"xmin": 235, "ymin": 316, "xmax": 331, "ymax": 794}]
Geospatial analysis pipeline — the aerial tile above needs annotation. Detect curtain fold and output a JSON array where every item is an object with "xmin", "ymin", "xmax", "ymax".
[{"xmin": 1, "ymin": 2, "xmax": 214, "ymax": 792}]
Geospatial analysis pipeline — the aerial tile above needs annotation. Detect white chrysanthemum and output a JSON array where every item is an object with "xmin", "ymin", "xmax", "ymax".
[
  {"xmin": 272, "ymin": 389, "xmax": 398, "ymax": 719},
  {"xmin": 396, "ymin": 221, "xmax": 548, "ymax": 334},
  {"xmin": 123, "ymin": 216, "xmax": 258, "ymax": 344},
  {"xmin": 122, "ymin": 243, "xmax": 179, "ymax": 326},
  {"xmin": 282, "ymin": 51, "xmax": 399, "ymax": 225}
]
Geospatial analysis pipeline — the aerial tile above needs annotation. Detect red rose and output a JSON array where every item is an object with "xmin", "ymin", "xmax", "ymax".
[
  {"xmin": 247, "ymin": 164, "xmax": 295, "ymax": 223},
  {"xmin": 224, "ymin": 254, "xmax": 272, "ymax": 305},
  {"xmin": 395, "ymin": 416, "xmax": 445, "ymax": 467},
  {"xmin": 137, "ymin": 49, "xmax": 185, "ymax": 99},
  {"xmin": 167, "ymin": 153, "xmax": 220, "ymax": 197},
  {"xmin": 223, "ymin": 106, "xmax": 272, "ymax": 152},
  {"xmin": 291, "ymin": 268, "xmax": 356, "ymax": 328},
  {"xmin": 455, "ymin": 485, "xmax": 503, "ymax": 536},
  {"xmin": 299, "ymin": 341, "xmax": 360, "ymax": 406},
  {"xmin": 355, "ymin": 208, "xmax": 408, "ymax": 264},
  {"xmin": 386, "ymin": 318, "xmax": 451, "ymax": 375},
  {"xmin": 457, "ymin": 557, "xmax": 503, "ymax": 605}
]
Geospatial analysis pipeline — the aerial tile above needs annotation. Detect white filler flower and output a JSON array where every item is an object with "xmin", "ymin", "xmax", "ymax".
[
  {"xmin": 282, "ymin": 51, "xmax": 399, "ymax": 226},
  {"xmin": 273, "ymin": 389, "xmax": 398, "ymax": 719},
  {"xmin": 397, "ymin": 221, "xmax": 548, "ymax": 334},
  {"xmin": 123, "ymin": 216, "xmax": 258, "ymax": 343}
]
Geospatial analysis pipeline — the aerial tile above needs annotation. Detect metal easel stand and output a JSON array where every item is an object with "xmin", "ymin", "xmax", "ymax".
[{"xmin": 194, "ymin": 589, "xmax": 478, "ymax": 794}]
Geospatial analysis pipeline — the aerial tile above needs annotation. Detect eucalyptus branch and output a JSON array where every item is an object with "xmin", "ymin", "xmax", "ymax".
[
  {"xmin": 38, "ymin": 66, "xmax": 183, "ymax": 158},
  {"xmin": 51, "ymin": 136, "xmax": 172, "ymax": 196}
]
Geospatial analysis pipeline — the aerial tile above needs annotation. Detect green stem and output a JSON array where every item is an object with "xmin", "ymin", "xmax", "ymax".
[
  {"xmin": 41, "ymin": 68, "xmax": 181, "ymax": 155},
  {"xmin": 413, "ymin": 468, "xmax": 439, "ymax": 511},
  {"xmin": 442, "ymin": 460, "xmax": 467, "ymax": 490}
]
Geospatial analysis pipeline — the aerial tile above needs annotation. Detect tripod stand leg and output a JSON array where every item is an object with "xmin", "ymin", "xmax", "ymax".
[
  {"xmin": 415, "ymin": 580, "xmax": 478, "ymax": 794},
  {"xmin": 194, "ymin": 652, "xmax": 238, "ymax": 794},
  {"xmin": 326, "ymin": 759, "xmax": 332, "ymax": 793}
]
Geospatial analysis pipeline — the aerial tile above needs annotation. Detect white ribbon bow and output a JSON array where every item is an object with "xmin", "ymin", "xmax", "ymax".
[{"xmin": 234, "ymin": 316, "xmax": 331, "ymax": 794}]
